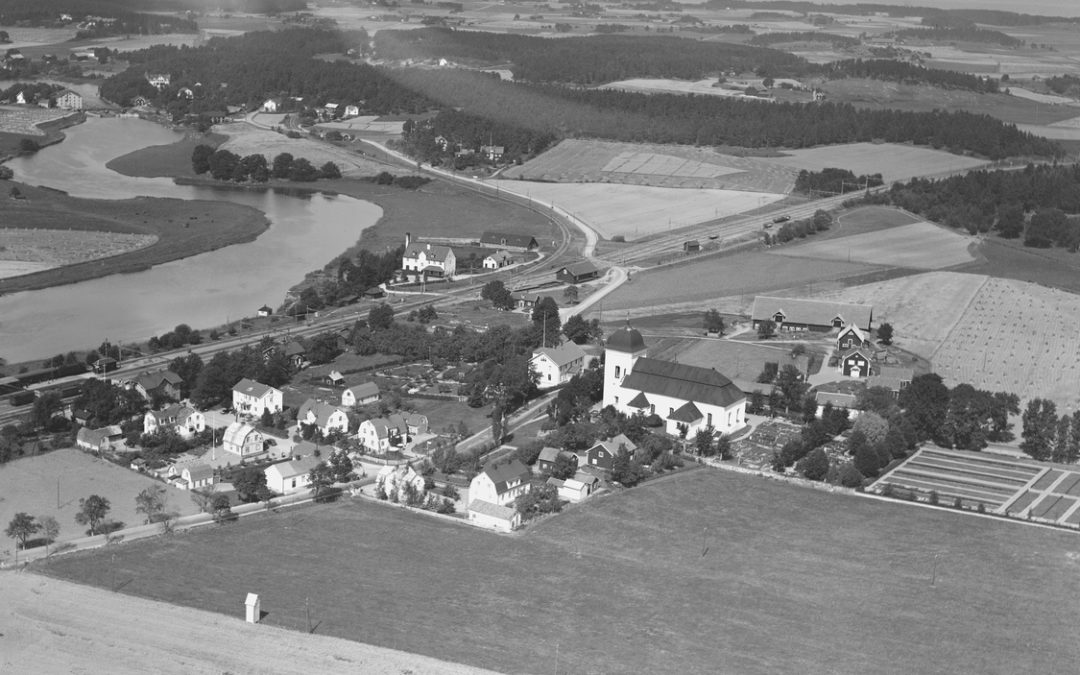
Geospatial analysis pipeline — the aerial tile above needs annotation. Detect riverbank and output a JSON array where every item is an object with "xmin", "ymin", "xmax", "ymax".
[
  {"xmin": 105, "ymin": 130, "xmax": 226, "ymax": 179},
  {"xmin": 0, "ymin": 181, "xmax": 269, "ymax": 294}
]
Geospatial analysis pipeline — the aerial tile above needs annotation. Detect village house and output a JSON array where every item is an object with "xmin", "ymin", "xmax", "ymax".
[
  {"xmin": 531, "ymin": 341, "xmax": 587, "ymax": 388},
  {"xmin": 168, "ymin": 463, "xmax": 214, "ymax": 491},
  {"xmin": 257, "ymin": 304, "xmax": 273, "ymax": 317},
  {"xmin": 480, "ymin": 144, "xmax": 504, "ymax": 161},
  {"xmin": 836, "ymin": 324, "xmax": 870, "ymax": 351},
  {"xmin": 265, "ymin": 455, "xmax": 322, "ymax": 494},
  {"xmin": 128, "ymin": 369, "xmax": 184, "ymax": 402},
  {"xmin": 232, "ymin": 379, "xmax": 283, "ymax": 417},
  {"xmin": 326, "ymin": 370, "xmax": 346, "ymax": 387},
  {"xmin": 752, "ymin": 296, "xmax": 873, "ymax": 333},
  {"xmin": 222, "ymin": 422, "xmax": 264, "ymax": 457},
  {"xmin": 467, "ymin": 499, "xmax": 521, "ymax": 533},
  {"xmin": 343, "ymin": 103, "xmax": 360, "ymax": 117},
  {"xmin": 840, "ymin": 347, "xmax": 873, "ymax": 378},
  {"xmin": 479, "ymin": 232, "xmax": 538, "ymax": 252},
  {"xmin": 145, "ymin": 72, "xmax": 171, "ymax": 90},
  {"xmin": 296, "ymin": 399, "xmax": 350, "ymax": 436},
  {"xmin": 865, "ymin": 366, "xmax": 915, "ymax": 398},
  {"xmin": 143, "ymin": 404, "xmax": 206, "ymax": 438},
  {"xmin": 512, "ymin": 292, "xmax": 542, "ymax": 311},
  {"xmin": 536, "ymin": 446, "xmax": 575, "ymax": 474},
  {"xmin": 76, "ymin": 426, "xmax": 122, "ymax": 452},
  {"xmin": 556, "ymin": 261, "xmax": 601, "ymax": 285},
  {"xmin": 357, "ymin": 415, "xmax": 408, "ymax": 453},
  {"xmin": 683, "ymin": 240, "xmax": 701, "ymax": 253},
  {"xmin": 342, "ymin": 382, "xmax": 380, "ymax": 408},
  {"xmin": 482, "ymin": 250, "xmax": 516, "ymax": 270},
  {"xmin": 284, "ymin": 341, "xmax": 307, "ymax": 368},
  {"xmin": 603, "ymin": 325, "xmax": 747, "ymax": 437},
  {"xmin": 467, "ymin": 459, "xmax": 531, "ymax": 532},
  {"xmin": 375, "ymin": 464, "xmax": 426, "ymax": 500},
  {"xmin": 586, "ymin": 433, "xmax": 638, "ymax": 471},
  {"xmin": 56, "ymin": 90, "xmax": 83, "ymax": 110},
  {"xmin": 402, "ymin": 234, "xmax": 456, "ymax": 279},
  {"xmin": 261, "ymin": 98, "xmax": 282, "ymax": 112},
  {"xmin": 815, "ymin": 391, "xmax": 860, "ymax": 419}
]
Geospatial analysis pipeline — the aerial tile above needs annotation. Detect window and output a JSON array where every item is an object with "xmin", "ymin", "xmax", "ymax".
[
  {"xmin": 291, "ymin": 478, "xmax": 296, "ymax": 488},
  {"xmin": 615, "ymin": 365, "xmax": 621, "ymax": 378},
  {"xmin": 614, "ymin": 396, "xmax": 619, "ymax": 404},
  {"xmin": 669, "ymin": 407, "xmax": 674, "ymax": 417},
  {"xmin": 728, "ymin": 412, "xmax": 733, "ymax": 425},
  {"xmin": 650, "ymin": 404, "xmax": 655, "ymax": 415}
]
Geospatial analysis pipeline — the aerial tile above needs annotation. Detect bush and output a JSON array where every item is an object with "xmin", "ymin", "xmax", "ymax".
[{"xmin": 838, "ymin": 462, "xmax": 864, "ymax": 488}]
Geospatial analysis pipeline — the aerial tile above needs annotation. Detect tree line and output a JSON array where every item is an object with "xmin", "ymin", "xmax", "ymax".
[
  {"xmin": 861, "ymin": 164, "xmax": 1080, "ymax": 247},
  {"xmin": 821, "ymin": 59, "xmax": 1000, "ymax": 94},
  {"xmin": 891, "ymin": 26, "xmax": 1023, "ymax": 47},
  {"xmin": 1020, "ymin": 398, "xmax": 1080, "ymax": 463},
  {"xmin": 700, "ymin": 1, "xmax": 1078, "ymax": 26},
  {"xmin": 191, "ymin": 145, "xmax": 340, "ymax": 183},
  {"xmin": 401, "ymin": 109, "xmax": 556, "ymax": 166},
  {"xmin": 748, "ymin": 32, "xmax": 860, "ymax": 49},
  {"xmin": 794, "ymin": 168, "xmax": 884, "ymax": 196}
]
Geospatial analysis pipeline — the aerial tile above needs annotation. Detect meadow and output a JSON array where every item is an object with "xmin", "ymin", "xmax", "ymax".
[
  {"xmin": 0, "ymin": 106, "xmax": 76, "ymax": 136},
  {"xmin": 773, "ymin": 221, "xmax": 977, "ymax": 269},
  {"xmin": 762, "ymin": 142, "xmax": 992, "ymax": 183},
  {"xmin": 647, "ymin": 336, "xmax": 821, "ymax": 384},
  {"xmin": 214, "ymin": 124, "xmax": 390, "ymax": 178},
  {"xmin": 39, "ymin": 468, "xmax": 1080, "ymax": 674}
]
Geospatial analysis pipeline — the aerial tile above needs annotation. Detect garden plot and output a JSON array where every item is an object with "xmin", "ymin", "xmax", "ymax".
[
  {"xmin": 490, "ymin": 180, "xmax": 785, "ymax": 241},
  {"xmin": 772, "ymin": 221, "xmax": 977, "ymax": 269},
  {"xmin": 501, "ymin": 138, "xmax": 796, "ymax": 192},
  {"xmin": 0, "ymin": 106, "xmax": 75, "ymax": 136},
  {"xmin": 931, "ymin": 278, "xmax": 1080, "ymax": 411},
  {"xmin": 759, "ymin": 142, "xmax": 991, "ymax": 183}
]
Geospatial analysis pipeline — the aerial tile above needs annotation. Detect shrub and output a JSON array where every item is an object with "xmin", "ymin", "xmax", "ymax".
[
  {"xmin": 838, "ymin": 462, "xmax": 864, "ymax": 488},
  {"xmin": 928, "ymin": 490, "xmax": 939, "ymax": 506}
]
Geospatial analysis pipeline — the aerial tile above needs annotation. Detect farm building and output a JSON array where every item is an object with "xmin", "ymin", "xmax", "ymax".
[
  {"xmin": 603, "ymin": 325, "xmax": 747, "ymax": 437},
  {"xmin": 548, "ymin": 472, "xmax": 600, "ymax": 503},
  {"xmin": 531, "ymin": 341, "xmax": 587, "ymax": 388},
  {"xmin": 222, "ymin": 422, "xmax": 264, "ymax": 457},
  {"xmin": 257, "ymin": 305, "xmax": 273, "ymax": 317},
  {"xmin": 480, "ymin": 232, "xmax": 538, "ymax": 252},
  {"xmin": 232, "ymin": 379, "xmax": 283, "ymax": 417},
  {"xmin": 836, "ymin": 324, "xmax": 870, "ymax": 351},
  {"xmin": 483, "ymin": 250, "xmax": 516, "ymax": 269},
  {"xmin": 840, "ymin": 347, "xmax": 873, "ymax": 378},
  {"xmin": 467, "ymin": 499, "xmax": 521, "ymax": 533},
  {"xmin": 342, "ymin": 382, "xmax": 380, "ymax": 407},
  {"xmin": 751, "ymin": 296, "xmax": 873, "ymax": 332},
  {"xmin": 586, "ymin": 433, "xmax": 638, "ymax": 471},
  {"xmin": 865, "ymin": 366, "xmax": 915, "ymax": 397},
  {"xmin": 556, "ymin": 261, "xmax": 601, "ymax": 284},
  {"xmin": 402, "ymin": 233, "xmax": 456, "ymax": 278},
  {"xmin": 76, "ymin": 426, "xmax": 121, "ymax": 452},
  {"xmin": 814, "ymin": 391, "xmax": 860, "ymax": 419},
  {"xmin": 326, "ymin": 370, "xmax": 345, "ymax": 386},
  {"xmin": 683, "ymin": 240, "xmax": 701, "ymax": 253}
]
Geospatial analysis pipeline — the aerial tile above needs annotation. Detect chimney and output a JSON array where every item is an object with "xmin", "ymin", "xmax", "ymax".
[{"xmin": 405, "ymin": 232, "xmax": 411, "ymax": 248}]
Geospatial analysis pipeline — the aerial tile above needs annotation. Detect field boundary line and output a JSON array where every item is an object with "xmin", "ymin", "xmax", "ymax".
[{"xmin": 927, "ymin": 275, "xmax": 990, "ymax": 363}]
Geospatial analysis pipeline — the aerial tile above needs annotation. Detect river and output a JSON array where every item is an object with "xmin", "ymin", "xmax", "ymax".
[{"xmin": 0, "ymin": 116, "xmax": 381, "ymax": 364}]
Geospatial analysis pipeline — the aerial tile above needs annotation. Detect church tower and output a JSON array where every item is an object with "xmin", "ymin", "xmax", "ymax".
[{"xmin": 603, "ymin": 324, "xmax": 647, "ymax": 409}]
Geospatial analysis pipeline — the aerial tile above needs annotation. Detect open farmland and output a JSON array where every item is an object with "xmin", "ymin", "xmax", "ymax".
[
  {"xmin": 0, "ymin": 448, "xmax": 201, "ymax": 548},
  {"xmin": 491, "ymin": 180, "xmax": 785, "ymax": 241},
  {"xmin": 599, "ymin": 251, "xmax": 878, "ymax": 314},
  {"xmin": 315, "ymin": 116, "xmax": 406, "ymax": 137},
  {"xmin": 773, "ymin": 221, "xmax": 977, "ymax": 269},
  {"xmin": 214, "ymin": 124, "xmax": 390, "ymax": 177},
  {"xmin": 807, "ymin": 271, "xmax": 987, "ymax": 359},
  {"xmin": 647, "ymin": 336, "xmax": 821, "ymax": 386},
  {"xmin": 0, "ymin": 228, "xmax": 157, "ymax": 276},
  {"xmin": 931, "ymin": 277, "xmax": 1080, "ymax": 412},
  {"xmin": 40, "ymin": 468, "xmax": 1080, "ymax": 674},
  {"xmin": 501, "ymin": 138, "xmax": 796, "ymax": 192},
  {"xmin": 598, "ymin": 77, "xmax": 768, "ymax": 99},
  {"xmin": 0, "ymin": 106, "xmax": 77, "ymax": 136},
  {"xmin": 760, "ymin": 142, "xmax": 992, "ymax": 183}
]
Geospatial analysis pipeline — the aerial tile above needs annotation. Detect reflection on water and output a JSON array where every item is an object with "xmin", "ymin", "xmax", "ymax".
[{"xmin": 0, "ymin": 117, "xmax": 380, "ymax": 362}]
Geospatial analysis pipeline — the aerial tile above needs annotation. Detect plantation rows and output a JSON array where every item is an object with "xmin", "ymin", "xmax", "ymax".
[{"xmin": 875, "ymin": 447, "xmax": 1042, "ymax": 509}]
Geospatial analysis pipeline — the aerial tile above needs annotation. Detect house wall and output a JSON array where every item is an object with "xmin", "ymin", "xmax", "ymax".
[
  {"xmin": 468, "ymin": 507, "xmax": 519, "ymax": 532},
  {"xmin": 587, "ymin": 446, "xmax": 614, "ymax": 470},
  {"xmin": 233, "ymin": 389, "xmax": 283, "ymax": 416}
]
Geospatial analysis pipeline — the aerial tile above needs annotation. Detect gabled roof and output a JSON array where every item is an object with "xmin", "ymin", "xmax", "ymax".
[
  {"xmin": 284, "ymin": 341, "xmax": 306, "ymax": 357},
  {"xmin": 480, "ymin": 232, "xmax": 538, "ymax": 249},
  {"xmin": 669, "ymin": 401, "xmax": 703, "ymax": 423},
  {"xmin": 537, "ymin": 447, "xmax": 565, "ymax": 464},
  {"xmin": 837, "ymin": 323, "xmax": 868, "ymax": 342},
  {"xmin": 345, "ymin": 382, "xmax": 380, "ymax": 401},
  {"xmin": 481, "ymin": 459, "xmax": 531, "ymax": 494},
  {"xmin": 183, "ymin": 463, "xmax": 213, "ymax": 482},
  {"xmin": 751, "ymin": 296, "xmax": 872, "ymax": 330},
  {"xmin": 404, "ymin": 242, "xmax": 454, "ymax": 262},
  {"xmin": 150, "ymin": 404, "xmax": 197, "ymax": 424},
  {"xmin": 627, "ymin": 391, "xmax": 650, "ymax": 409},
  {"xmin": 533, "ymin": 341, "xmax": 586, "ymax": 368},
  {"xmin": 266, "ymin": 455, "xmax": 321, "ymax": 480},
  {"xmin": 558, "ymin": 261, "xmax": 600, "ymax": 278},
  {"xmin": 233, "ymin": 378, "xmax": 275, "ymax": 399},
  {"xmin": 573, "ymin": 471, "xmax": 600, "ymax": 486},
  {"xmin": 298, "ymin": 399, "xmax": 346, "ymax": 428},
  {"xmin": 485, "ymin": 250, "xmax": 515, "ymax": 262},
  {"xmin": 815, "ymin": 391, "xmax": 858, "ymax": 408},
  {"xmin": 77, "ymin": 427, "xmax": 109, "ymax": 446},
  {"xmin": 468, "ymin": 499, "xmax": 518, "ymax": 520},
  {"xmin": 841, "ymin": 347, "xmax": 873, "ymax": 360},
  {"xmin": 608, "ymin": 433, "xmax": 637, "ymax": 451},
  {"xmin": 622, "ymin": 357, "xmax": 744, "ymax": 409}
]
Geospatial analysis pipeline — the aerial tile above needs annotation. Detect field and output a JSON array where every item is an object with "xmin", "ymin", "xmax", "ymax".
[
  {"xmin": 491, "ymin": 180, "xmax": 785, "ymax": 241},
  {"xmin": 0, "ymin": 182, "xmax": 268, "ymax": 293},
  {"xmin": 761, "ymin": 142, "xmax": 992, "ymax": 183},
  {"xmin": 773, "ymin": 221, "xmax": 977, "ymax": 269},
  {"xmin": 599, "ymin": 251, "xmax": 878, "ymax": 314},
  {"xmin": 647, "ymin": 336, "xmax": 821, "ymax": 386},
  {"xmin": 1016, "ymin": 123, "xmax": 1080, "ymax": 141},
  {"xmin": 500, "ymin": 138, "xmax": 796, "ymax": 192},
  {"xmin": 106, "ymin": 131, "xmax": 227, "ymax": 179},
  {"xmin": 598, "ymin": 77, "xmax": 766, "ymax": 99},
  {"xmin": 0, "ymin": 228, "xmax": 157, "ymax": 278},
  {"xmin": 965, "ymin": 236, "xmax": 1080, "ymax": 294},
  {"xmin": 931, "ymin": 277, "xmax": 1080, "ymax": 412},
  {"xmin": 0, "ymin": 105, "xmax": 77, "ymax": 136},
  {"xmin": 214, "ymin": 124, "xmax": 391, "ymax": 178},
  {"xmin": 0, "ymin": 448, "xmax": 201, "ymax": 554},
  {"xmin": 39, "ymin": 468, "xmax": 1080, "ymax": 674},
  {"xmin": 315, "ymin": 116, "xmax": 406, "ymax": 138}
]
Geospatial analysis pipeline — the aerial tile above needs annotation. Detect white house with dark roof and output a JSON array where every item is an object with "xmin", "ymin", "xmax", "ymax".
[
  {"xmin": 603, "ymin": 325, "xmax": 746, "ymax": 437},
  {"xmin": 751, "ymin": 296, "xmax": 873, "ymax": 332},
  {"xmin": 128, "ymin": 369, "xmax": 184, "ymax": 402},
  {"xmin": 296, "ymin": 399, "xmax": 350, "ymax": 436},
  {"xmin": 232, "ymin": 378, "xmax": 283, "ymax": 417},
  {"xmin": 482, "ymin": 250, "xmax": 516, "ymax": 270},
  {"xmin": 180, "ymin": 463, "xmax": 214, "ymax": 491},
  {"xmin": 144, "ymin": 404, "xmax": 205, "ymax": 438},
  {"xmin": 469, "ymin": 459, "xmax": 531, "ymax": 507},
  {"xmin": 357, "ymin": 415, "xmax": 407, "ymax": 452},
  {"xmin": 402, "ymin": 234, "xmax": 456, "ymax": 278},
  {"xmin": 265, "ymin": 455, "xmax": 322, "ymax": 494},
  {"xmin": 531, "ymin": 340, "xmax": 586, "ymax": 388},
  {"xmin": 342, "ymin": 381, "xmax": 380, "ymax": 408},
  {"xmin": 222, "ymin": 422, "xmax": 264, "ymax": 457}
]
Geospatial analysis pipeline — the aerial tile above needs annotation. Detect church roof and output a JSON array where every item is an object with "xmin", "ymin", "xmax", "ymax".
[{"xmin": 621, "ymin": 357, "xmax": 744, "ymax": 409}]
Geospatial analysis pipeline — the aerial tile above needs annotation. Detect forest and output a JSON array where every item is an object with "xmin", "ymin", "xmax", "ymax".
[
  {"xmin": 400, "ymin": 109, "xmax": 556, "ymax": 166},
  {"xmin": 700, "ymin": 1, "xmax": 1078, "ymax": 25},
  {"xmin": 891, "ymin": 26, "xmax": 1023, "ymax": 47},
  {"xmin": 1046, "ymin": 75, "xmax": 1080, "ymax": 97},
  {"xmin": 98, "ymin": 29, "xmax": 432, "ymax": 115},
  {"xmin": 822, "ymin": 59, "xmax": 999, "ymax": 94},
  {"xmin": 748, "ymin": 32, "xmax": 860, "ymax": 49},
  {"xmin": 862, "ymin": 164, "xmax": 1080, "ymax": 248}
]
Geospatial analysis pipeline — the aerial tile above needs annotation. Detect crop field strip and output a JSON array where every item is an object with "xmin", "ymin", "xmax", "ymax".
[
  {"xmin": 771, "ymin": 221, "xmax": 976, "ymax": 270},
  {"xmin": 875, "ymin": 447, "xmax": 1044, "ymax": 510}
]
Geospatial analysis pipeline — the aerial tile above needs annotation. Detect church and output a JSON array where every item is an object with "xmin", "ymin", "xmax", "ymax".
[{"xmin": 603, "ymin": 324, "xmax": 747, "ymax": 437}]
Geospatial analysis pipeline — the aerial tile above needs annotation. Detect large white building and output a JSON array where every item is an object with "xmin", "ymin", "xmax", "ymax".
[
  {"xmin": 402, "ymin": 233, "xmax": 456, "ymax": 279},
  {"xmin": 531, "ymin": 340, "xmax": 587, "ymax": 388},
  {"xmin": 603, "ymin": 325, "xmax": 746, "ymax": 437},
  {"xmin": 232, "ymin": 378, "xmax": 283, "ymax": 418}
]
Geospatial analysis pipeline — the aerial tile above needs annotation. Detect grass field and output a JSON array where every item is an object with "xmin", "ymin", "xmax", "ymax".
[
  {"xmin": 501, "ymin": 138, "xmax": 796, "ymax": 192},
  {"xmin": 491, "ymin": 180, "xmax": 785, "ymax": 241},
  {"xmin": 963, "ymin": 236, "xmax": 1080, "ymax": 294},
  {"xmin": 0, "ymin": 228, "xmax": 156, "ymax": 278},
  {"xmin": 0, "ymin": 182, "xmax": 268, "ymax": 293},
  {"xmin": 773, "ymin": 221, "xmax": 977, "ymax": 269},
  {"xmin": 599, "ymin": 251, "xmax": 877, "ymax": 313},
  {"xmin": 646, "ymin": 336, "xmax": 821, "ymax": 384},
  {"xmin": 0, "ymin": 448, "xmax": 201, "ymax": 554},
  {"xmin": 39, "ymin": 468, "xmax": 1080, "ymax": 674},
  {"xmin": 597, "ymin": 77, "xmax": 764, "ymax": 98},
  {"xmin": 106, "ymin": 132, "xmax": 227, "ymax": 179},
  {"xmin": 214, "ymin": 124, "xmax": 391, "ymax": 178},
  {"xmin": 0, "ymin": 105, "xmax": 75, "ymax": 136},
  {"xmin": 761, "ymin": 142, "xmax": 992, "ymax": 183}
]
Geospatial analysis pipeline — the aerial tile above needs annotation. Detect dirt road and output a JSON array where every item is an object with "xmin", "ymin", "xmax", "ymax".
[{"xmin": 1, "ymin": 572, "xmax": 501, "ymax": 675}]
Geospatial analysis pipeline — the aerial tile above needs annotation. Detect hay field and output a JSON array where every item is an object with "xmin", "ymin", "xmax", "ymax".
[
  {"xmin": 598, "ymin": 78, "xmax": 759, "ymax": 98},
  {"xmin": 501, "ymin": 138, "xmax": 796, "ymax": 192},
  {"xmin": 932, "ymin": 278, "xmax": 1080, "ymax": 412},
  {"xmin": 0, "ymin": 449, "xmax": 201, "ymax": 544},
  {"xmin": 214, "ymin": 124, "xmax": 389, "ymax": 177},
  {"xmin": 761, "ymin": 142, "xmax": 991, "ymax": 182},
  {"xmin": 0, "ymin": 105, "xmax": 74, "ymax": 136},
  {"xmin": 0, "ymin": 228, "xmax": 157, "ymax": 275},
  {"xmin": 808, "ymin": 271, "xmax": 988, "ymax": 359},
  {"xmin": 649, "ymin": 337, "xmax": 822, "ymax": 383},
  {"xmin": 316, "ymin": 116, "xmax": 406, "ymax": 136},
  {"xmin": 772, "ymin": 221, "xmax": 977, "ymax": 269},
  {"xmin": 490, "ymin": 180, "xmax": 785, "ymax": 240}
]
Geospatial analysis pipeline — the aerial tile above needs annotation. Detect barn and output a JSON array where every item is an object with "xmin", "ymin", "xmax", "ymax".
[
  {"xmin": 556, "ymin": 261, "xmax": 600, "ymax": 284},
  {"xmin": 751, "ymin": 296, "xmax": 873, "ymax": 333}
]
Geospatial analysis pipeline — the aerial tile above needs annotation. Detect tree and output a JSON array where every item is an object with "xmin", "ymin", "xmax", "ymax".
[
  {"xmin": 1021, "ymin": 398, "xmax": 1058, "ymax": 461},
  {"xmin": 562, "ymin": 314, "xmax": 601, "ymax": 344},
  {"xmin": 320, "ymin": 161, "xmax": 341, "ymax": 179},
  {"xmin": 328, "ymin": 450, "xmax": 354, "ymax": 483},
  {"xmin": 75, "ymin": 495, "xmax": 111, "ymax": 536},
  {"xmin": 210, "ymin": 494, "xmax": 233, "ymax": 524},
  {"xmin": 39, "ymin": 516, "xmax": 59, "ymax": 557},
  {"xmin": 308, "ymin": 461, "xmax": 335, "ymax": 501},
  {"xmin": 531, "ymin": 296, "xmax": 561, "ymax": 347},
  {"xmin": 563, "ymin": 285, "xmax": 579, "ymax": 304},
  {"xmin": 271, "ymin": 152, "xmax": 294, "ymax": 179},
  {"xmin": 797, "ymin": 447, "xmax": 829, "ymax": 481},
  {"xmin": 852, "ymin": 431, "xmax": 881, "ymax": 478},
  {"xmin": 491, "ymin": 402, "xmax": 505, "ymax": 445},
  {"xmin": 134, "ymin": 484, "xmax": 168, "ymax": 524},
  {"xmin": 368, "ymin": 303, "xmax": 395, "ymax": 330},
  {"xmin": 30, "ymin": 392, "xmax": 62, "ymax": 429},
  {"xmin": 550, "ymin": 452, "xmax": 578, "ymax": 480},
  {"xmin": 757, "ymin": 319, "xmax": 776, "ymax": 339},
  {"xmin": 6, "ymin": 513, "xmax": 39, "ymax": 556},
  {"xmin": 877, "ymin": 322, "xmax": 894, "ymax": 345},
  {"xmin": 694, "ymin": 426, "xmax": 715, "ymax": 456},
  {"xmin": 233, "ymin": 467, "xmax": 269, "ymax": 503},
  {"xmin": 481, "ymin": 280, "xmax": 514, "ymax": 310},
  {"xmin": 775, "ymin": 364, "xmax": 807, "ymax": 413},
  {"xmin": 852, "ymin": 411, "xmax": 889, "ymax": 447},
  {"xmin": 704, "ymin": 309, "xmax": 725, "ymax": 335},
  {"xmin": 191, "ymin": 144, "xmax": 214, "ymax": 174},
  {"xmin": 899, "ymin": 373, "xmax": 950, "ymax": 443}
]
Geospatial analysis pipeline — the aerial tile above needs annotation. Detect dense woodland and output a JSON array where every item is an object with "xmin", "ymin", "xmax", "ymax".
[
  {"xmin": 892, "ymin": 26, "xmax": 1023, "ymax": 47},
  {"xmin": 864, "ymin": 164, "xmax": 1080, "ymax": 248},
  {"xmin": 1046, "ymin": 75, "xmax": 1080, "ymax": 97},
  {"xmin": 748, "ymin": 32, "xmax": 860, "ymax": 48},
  {"xmin": 821, "ymin": 59, "xmax": 999, "ymax": 93},
  {"xmin": 400, "ymin": 109, "xmax": 556, "ymax": 166},
  {"xmin": 99, "ymin": 29, "xmax": 431, "ymax": 114}
]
